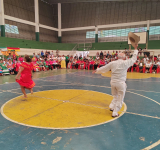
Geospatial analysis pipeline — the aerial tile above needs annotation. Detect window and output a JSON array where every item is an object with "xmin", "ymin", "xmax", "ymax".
[
  {"xmin": 0, "ymin": 24, "xmax": 19, "ymax": 34},
  {"xmin": 86, "ymin": 26, "xmax": 160, "ymax": 39}
]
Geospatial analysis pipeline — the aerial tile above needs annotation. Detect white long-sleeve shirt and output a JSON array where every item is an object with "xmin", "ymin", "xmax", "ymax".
[{"xmin": 96, "ymin": 50, "xmax": 138, "ymax": 82}]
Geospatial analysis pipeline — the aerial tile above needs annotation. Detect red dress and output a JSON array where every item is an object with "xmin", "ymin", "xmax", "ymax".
[{"xmin": 16, "ymin": 62, "xmax": 35, "ymax": 88}]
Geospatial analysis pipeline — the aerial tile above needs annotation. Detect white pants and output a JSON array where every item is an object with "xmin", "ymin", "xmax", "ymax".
[{"xmin": 109, "ymin": 81, "xmax": 127, "ymax": 116}]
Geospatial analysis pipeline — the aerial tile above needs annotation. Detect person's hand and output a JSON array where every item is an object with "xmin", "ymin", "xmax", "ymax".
[
  {"xmin": 92, "ymin": 70, "xmax": 97, "ymax": 74},
  {"xmin": 134, "ymin": 44, "xmax": 138, "ymax": 50},
  {"xmin": 15, "ymin": 75, "xmax": 19, "ymax": 80}
]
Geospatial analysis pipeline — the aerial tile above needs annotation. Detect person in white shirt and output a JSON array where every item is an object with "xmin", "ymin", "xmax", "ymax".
[
  {"xmin": 139, "ymin": 59, "xmax": 144, "ymax": 73},
  {"xmin": 93, "ymin": 44, "xmax": 138, "ymax": 117},
  {"xmin": 157, "ymin": 59, "xmax": 160, "ymax": 66},
  {"xmin": 145, "ymin": 59, "xmax": 152, "ymax": 73},
  {"xmin": 143, "ymin": 55, "xmax": 149, "ymax": 64},
  {"xmin": 152, "ymin": 59, "xmax": 159, "ymax": 73}
]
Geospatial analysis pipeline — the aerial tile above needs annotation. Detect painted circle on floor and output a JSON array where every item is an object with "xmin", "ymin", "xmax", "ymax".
[
  {"xmin": 102, "ymin": 71, "xmax": 160, "ymax": 79},
  {"xmin": 1, "ymin": 89, "xmax": 126, "ymax": 129}
]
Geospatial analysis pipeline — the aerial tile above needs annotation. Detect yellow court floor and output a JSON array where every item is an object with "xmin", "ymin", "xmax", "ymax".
[
  {"xmin": 102, "ymin": 71, "xmax": 160, "ymax": 79},
  {"xmin": 1, "ymin": 89, "xmax": 126, "ymax": 129}
]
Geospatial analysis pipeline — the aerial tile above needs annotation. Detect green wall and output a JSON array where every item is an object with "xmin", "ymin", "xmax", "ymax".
[
  {"xmin": 0, "ymin": 37, "xmax": 160, "ymax": 51},
  {"xmin": 0, "ymin": 37, "xmax": 76, "ymax": 50},
  {"xmin": 91, "ymin": 40, "xmax": 160, "ymax": 50}
]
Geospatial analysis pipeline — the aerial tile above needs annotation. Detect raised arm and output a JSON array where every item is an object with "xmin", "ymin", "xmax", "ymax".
[
  {"xmin": 123, "ymin": 44, "xmax": 138, "ymax": 68},
  {"xmin": 92, "ymin": 62, "xmax": 111, "ymax": 74}
]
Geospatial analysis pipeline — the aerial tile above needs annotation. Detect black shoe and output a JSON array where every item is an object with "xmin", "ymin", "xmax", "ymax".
[{"xmin": 110, "ymin": 109, "xmax": 113, "ymax": 111}]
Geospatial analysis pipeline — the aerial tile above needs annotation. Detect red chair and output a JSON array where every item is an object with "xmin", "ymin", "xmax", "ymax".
[
  {"xmin": 131, "ymin": 65, "xmax": 139, "ymax": 72},
  {"xmin": 143, "ymin": 66, "xmax": 146, "ymax": 73},
  {"xmin": 136, "ymin": 66, "xmax": 140, "ymax": 72},
  {"xmin": 150, "ymin": 65, "xmax": 153, "ymax": 73},
  {"xmin": 70, "ymin": 63, "xmax": 76, "ymax": 69},
  {"xmin": 157, "ymin": 66, "xmax": 160, "ymax": 73}
]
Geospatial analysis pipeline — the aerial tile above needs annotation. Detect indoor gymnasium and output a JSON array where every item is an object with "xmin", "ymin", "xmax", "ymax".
[{"xmin": 0, "ymin": 0, "xmax": 160, "ymax": 150}]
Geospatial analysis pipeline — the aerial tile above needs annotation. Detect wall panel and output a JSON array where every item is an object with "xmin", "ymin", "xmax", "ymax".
[
  {"xmin": 62, "ymin": 1, "xmax": 160, "ymax": 43},
  {"xmin": 3, "ymin": 0, "xmax": 58, "ymax": 42}
]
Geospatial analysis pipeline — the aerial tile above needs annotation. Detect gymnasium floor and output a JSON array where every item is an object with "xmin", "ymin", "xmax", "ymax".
[{"xmin": 0, "ymin": 69, "xmax": 160, "ymax": 150}]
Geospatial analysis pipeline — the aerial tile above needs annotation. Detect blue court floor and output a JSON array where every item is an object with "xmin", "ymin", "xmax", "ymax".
[{"xmin": 0, "ymin": 70, "xmax": 160, "ymax": 150}]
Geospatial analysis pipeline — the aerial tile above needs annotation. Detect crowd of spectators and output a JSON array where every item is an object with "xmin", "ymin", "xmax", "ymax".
[{"xmin": 0, "ymin": 48, "xmax": 160, "ymax": 76}]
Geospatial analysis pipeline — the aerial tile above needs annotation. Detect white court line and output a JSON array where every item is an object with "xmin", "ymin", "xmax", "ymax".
[
  {"xmin": 142, "ymin": 140, "xmax": 160, "ymax": 150},
  {"xmin": 127, "ymin": 89, "xmax": 160, "ymax": 94},
  {"xmin": 127, "ymin": 91, "xmax": 160, "ymax": 106},
  {"xmin": 125, "ymin": 112, "xmax": 160, "ymax": 119}
]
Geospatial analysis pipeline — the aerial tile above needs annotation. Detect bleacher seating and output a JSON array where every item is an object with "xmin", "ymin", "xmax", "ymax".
[
  {"xmin": 0, "ymin": 37, "xmax": 76, "ymax": 50},
  {"xmin": 1, "ymin": 37, "xmax": 160, "ymax": 52}
]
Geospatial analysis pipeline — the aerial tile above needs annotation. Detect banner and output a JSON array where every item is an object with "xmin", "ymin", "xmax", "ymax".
[
  {"xmin": 7, "ymin": 47, "xmax": 20, "ymax": 52},
  {"xmin": 0, "ymin": 47, "xmax": 8, "ymax": 51}
]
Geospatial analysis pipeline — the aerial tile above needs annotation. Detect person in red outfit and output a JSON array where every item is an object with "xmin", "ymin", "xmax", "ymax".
[
  {"xmin": 19, "ymin": 55, "xmax": 23, "ymax": 63},
  {"xmin": 15, "ymin": 55, "xmax": 35, "ymax": 98},
  {"xmin": 89, "ymin": 59, "xmax": 95, "ymax": 70}
]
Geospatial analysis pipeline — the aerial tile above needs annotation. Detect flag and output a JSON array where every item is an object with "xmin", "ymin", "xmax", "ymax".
[
  {"xmin": 7, "ymin": 47, "xmax": 20, "ymax": 51},
  {"xmin": 0, "ymin": 47, "xmax": 8, "ymax": 51}
]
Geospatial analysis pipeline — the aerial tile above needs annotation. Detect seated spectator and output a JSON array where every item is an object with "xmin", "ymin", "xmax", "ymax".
[
  {"xmin": 19, "ymin": 55, "xmax": 23, "ymax": 63},
  {"xmin": 152, "ymin": 60, "xmax": 159, "ymax": 73},
  {"xmin": 0, "ymin": 60, "xmax": 10, "ymax": 75},
  {"xmin": 89, "ymin": 59, "xmax": 95, "ymax": 70},
  {"xmin": 33, "ymin": 53, "xmax": 36, "ymax": 57},
  {"xmin": 104, "ymin": 51, "xmax": 107, "ymax": 57},
  {"xmin": 74, "ymin": 54, "xmax": 78, "ymax": 60},
  {"xmin": 86, "ymin": 55, "xmax": 90, "ymax": 60},
  {"xmin": 79, "ymin": 55, "xmax": 82, "ymax": 60},
  {"xmin": 0, "ymin": 66, "xmax": 2, "ymax": 76},
  {"xmin": 96, "ymin": 52, "xmax": 99, "ymax": 58},
  {"xmin": 14, "ymin": 60, "xmax": 21, "ymax": 74},
  {"xmin": 72, "ymin": 59, "xmax": 77, "ymax": 69},
  {"xmin": 138, "ymin": 47, "xmax": 142, "ymax": 56},
  {"xmin": 48, "ymin": 59, "xmax": 53, "ymax": 70},
  {"xmin": 32, "ymin": 56, "xmax": 37, "ymax": 62},
  {"xmin": 7, "ymin": 53, "xmax": 12, "ymax": 60},
  {"xmin": 158, "ymin": 59, "xmax": 160, "ymax": 66},
  {"xmin": 100, "ymin": 51, "xmax": 103, "ymax": 59},
  {"xmin": 67, "ymin": 60, "xmax": 72, "ymax": 69},
  {"xmin": 104, "ymin": 57, "xmax": 108, "ymax": 65},
  {"xmin": 7, "ymin": 59, "xmax": 14, "ymax": 75},
  {"xmin": 96, "ymin": 54, "xmax": 99, "ymax": 60},
  {"xmin": 37, "ymin": 59, "xmax": 44, "ymax": 71},
  {"xmin": 99, "ymin": 59, "xmax": 105, "ymax": 67},
  {"xmin": 41, "ymin": 51, "xmax": 44, "ymax": 57},
  {"xmin": 51, "ymin": 51, "xmax": 53, "ymax": 55},
  {"xmin": 143, "ymin": 54, "xmax": 149, "ymax": 64},
  {"xmin": 80, "ymin": 59, "xmax": 85, "ymax": 69},
  {"xmin": 13, "ymin": 51, "xmax": 16, "ymax": 60},
  {"xmin": 107, "ymin": 51, "xmax": 110, "ymax": 57},
  {"xmin": 132, "ymin": 60, "xmax": 139, "ymax": 72},
  {"xmin": 94, "ymin": 59, "xmax": 99, "ymax": 70},
  {"xmin": 32, "ymin": 59, "xmax": 40, "ymax": 72},
  {"xmin": 145, "ymin": 59, "xmax": 152, "ymax": 73},
  {"xmin": 106, "ymin": 55, "xmax": 110, "ymax": 63},
  {"xmin": 43, "ymin": 59, "xmax": 49, "ymax": 70},
  {"xmin": 139, "ymin": 59, "xmax": 144, "ymax": 73},
  {"xmin": 13, "ymin": 57, "xmax": 17, "ymax": 64},
  {"xmin": 112, "ymin": 51, "xmax": 115, "ymax": 56}
]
